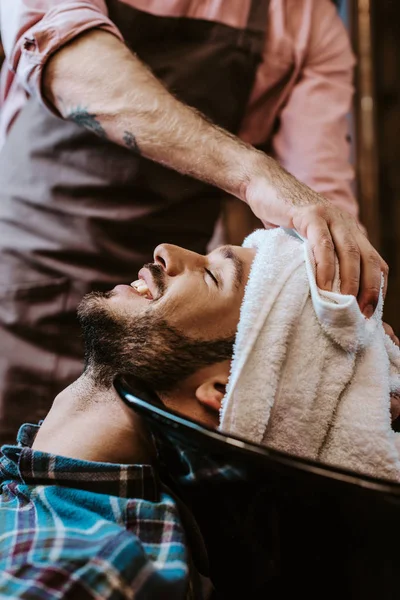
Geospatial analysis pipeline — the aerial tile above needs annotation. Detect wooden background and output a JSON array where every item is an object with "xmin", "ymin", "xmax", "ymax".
[{"xmin": 372, "ymin": 0, "xmax": 400, "ymax": 330}]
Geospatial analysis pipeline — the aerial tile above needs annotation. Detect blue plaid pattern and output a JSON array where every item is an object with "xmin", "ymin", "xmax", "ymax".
[{"xmin": 0, "ymin": 424, "xmax": 194, "ymax": 599}]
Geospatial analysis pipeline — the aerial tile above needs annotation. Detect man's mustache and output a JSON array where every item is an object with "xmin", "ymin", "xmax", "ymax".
[{"xmin": 142, "ymin": 262, "xmax": 166, "ymax": 298}]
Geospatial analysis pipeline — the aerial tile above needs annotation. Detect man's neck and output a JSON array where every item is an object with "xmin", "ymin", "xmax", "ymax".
[{"xmin": 32, "ymin": 374, "xmax": 154, "ymax": 465}]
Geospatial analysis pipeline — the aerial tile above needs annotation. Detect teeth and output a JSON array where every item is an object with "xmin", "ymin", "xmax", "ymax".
[
  {"xmin": 131, "ymin": 280, "xmax": 147, "ymax": 292},
  {"xmin": 130, "ymin": 280, "xmax": 152, "ymax": 299}
]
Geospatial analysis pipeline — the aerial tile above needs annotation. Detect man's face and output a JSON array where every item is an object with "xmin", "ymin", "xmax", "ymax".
[
  {"xmin": 107, "ymin": 243, "xmax": 256, "ymax": 341},
  {"xmin": 78, "ymin": 243, "xmax": 256, "ymax": 392}
]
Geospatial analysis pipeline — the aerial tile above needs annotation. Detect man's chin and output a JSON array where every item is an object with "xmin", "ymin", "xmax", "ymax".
[
  {"xmin": 77, "ymin": 290, "xmax": 111, "ymax": 320},
  {"xmin": 77, "ymin": 291, "xmax": 124, "ymax": 388}
]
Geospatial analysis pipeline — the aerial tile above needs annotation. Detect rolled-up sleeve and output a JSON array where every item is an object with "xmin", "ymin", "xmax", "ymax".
[
  {"xmin": 0, "ymin": 0, "xmax": 123, "ymax": 103},
  {"xmin": 272, "ymin": 0, "xmax": 358, "ymax": 217}
]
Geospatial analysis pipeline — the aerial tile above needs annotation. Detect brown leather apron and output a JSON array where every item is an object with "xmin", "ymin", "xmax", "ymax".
[{"xmin": 0, "ymin": 0, "xmax": 269, "ymax": 444}]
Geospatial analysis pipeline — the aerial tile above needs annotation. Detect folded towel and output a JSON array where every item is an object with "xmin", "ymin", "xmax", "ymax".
[{"xmin": 219, "ymin": 229, "xmax": 400, "ymax": 482}]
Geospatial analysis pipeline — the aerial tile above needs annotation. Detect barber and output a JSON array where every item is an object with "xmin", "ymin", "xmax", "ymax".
[{"xmin": 0, "ymin": 0, "xmax": 387, "ymax": 443}]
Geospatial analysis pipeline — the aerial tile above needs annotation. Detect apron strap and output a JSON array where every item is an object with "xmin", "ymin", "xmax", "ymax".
[{"xmin": 246, "ymin": 0, "xmax": 271, "ymax": 33}]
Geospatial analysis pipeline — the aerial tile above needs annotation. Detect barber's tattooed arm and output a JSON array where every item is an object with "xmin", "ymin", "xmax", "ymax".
[
  {"xmin": 123, "ymin": 131, "xmax": 140, "ymax": 154},
  {"xmin": 43, "ymin": 29, "xmax": 387, "ymax": 315},
  {"xmin": 65, "ymin": 103, "xmax": 140, "ymax": 153},
  {"xmin": 60, "ymin": 98, "xmax": 141, "ymax": 153},
  {"xmin": 43, "ymin": 29, "xmax": 253, "ymax": 183},
  {"xmin": 67, "ymin": 106, "xmax": 107, "ymax": 139}
]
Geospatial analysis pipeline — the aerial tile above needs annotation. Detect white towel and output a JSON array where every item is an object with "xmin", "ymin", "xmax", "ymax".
[{"xmin": 219, "ymin": 229, "xmax": 400, "ymax": 482}]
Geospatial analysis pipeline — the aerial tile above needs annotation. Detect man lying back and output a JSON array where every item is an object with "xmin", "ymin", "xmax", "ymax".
[
  {"xmin": 0, "ymin": 241, "xmax": 256, "ymax": 600},
  {"xmin": 33, "ymin": 240, "xmax": 256, "ymax": 456},
  {"xmin": 0, "ymin": 231, "xmax": 398, "ymax": 599}
]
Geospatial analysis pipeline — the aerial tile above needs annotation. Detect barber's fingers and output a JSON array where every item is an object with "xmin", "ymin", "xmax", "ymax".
[
  {"xmin": 316, "ymin": 223, "xmax": 384, "ymax": 316},
  {"xmin": 292, "ymin": 204, "xmax": 386, "ymax": 316},
  {"xmin": 328, "ymin": 222, "xmax": 386, "ymax": 315},
  {"xmin": 355, "ymin": 232, "xmax": 387, "ymax": 317},
  {"xmin": 379, "ymin": 253, "xmax": 389, "ymax": 300},
  {"xmin": 383, "ymin": 322, "xmax": 399, "ymax": 346},
  {"xmin": 329, "ymin": 219, "xmax": 361, "ymax": 299},
  {"xmin": 292, "ymin": 207, "xmax": 336, "ymax": 291}
]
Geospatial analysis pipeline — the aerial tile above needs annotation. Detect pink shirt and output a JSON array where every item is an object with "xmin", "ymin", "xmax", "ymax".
[{"xmin": 0, "ymin": 0, "xmax": 358, "ymax": 216}]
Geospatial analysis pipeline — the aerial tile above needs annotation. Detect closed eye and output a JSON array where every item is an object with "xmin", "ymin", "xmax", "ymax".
[{"xmin": 205, "ymin": 268, "xmax": 219, "ymax": 288}]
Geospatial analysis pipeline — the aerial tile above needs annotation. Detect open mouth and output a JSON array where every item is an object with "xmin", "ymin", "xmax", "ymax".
[
  {"xmin": 130, "ymin": 265, "xmax": 164, "ymax": 301},
  {"xmin": 128, "ymin": 263, "xmax": 166, "ymax": 301},
  {"xmin": 130, "ymin": 279, "xmax": 154, "ymax": 300}
]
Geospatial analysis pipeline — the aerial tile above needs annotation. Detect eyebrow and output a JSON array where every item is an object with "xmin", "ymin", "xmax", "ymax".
[{"xmin": 218, "ymin": 245, "xmax": 244, "ymax": 290}]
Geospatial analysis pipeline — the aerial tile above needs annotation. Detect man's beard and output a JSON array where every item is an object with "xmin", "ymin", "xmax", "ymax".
[{"xmin": 77, "ymin": 291, "xmax": 234, "ymax": 392}]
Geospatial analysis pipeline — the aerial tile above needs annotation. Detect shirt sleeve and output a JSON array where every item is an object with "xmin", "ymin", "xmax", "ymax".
[
  {"xmin": 271, "ymin": 0, "xmax": 359, "ymax": 217},
  {"xmin": 0, "ymin": 0, "xmax": 124, "ymax": 103}
]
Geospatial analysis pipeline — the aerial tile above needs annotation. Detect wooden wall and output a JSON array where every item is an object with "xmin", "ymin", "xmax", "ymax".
[{"xmin": 372, "ymin": 0, "xmax": 400, "ymax": 329}]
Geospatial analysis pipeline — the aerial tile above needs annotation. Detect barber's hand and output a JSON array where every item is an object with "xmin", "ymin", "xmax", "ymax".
[
  {"xmin": 383, "ymin": 322, "xmax": 400, "ymax": 347},
  {"xmin": 245, "ymin": 175, "xmax": 388, "ymax": 317}
]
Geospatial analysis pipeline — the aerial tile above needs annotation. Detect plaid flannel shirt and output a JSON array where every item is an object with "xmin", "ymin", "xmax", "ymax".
[{"xmin": 0, "ymin": 423, "xmax": 196, "ymax": 600}]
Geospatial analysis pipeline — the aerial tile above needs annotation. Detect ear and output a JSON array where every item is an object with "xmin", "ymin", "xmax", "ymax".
[{"xmin": 195, "ymin": 374, "xmax": 229, "ymax": 413}]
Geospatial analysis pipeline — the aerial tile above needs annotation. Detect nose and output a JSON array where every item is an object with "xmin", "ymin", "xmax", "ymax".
[{"xmin": 153, "ymin": 244, "xmax": 204, "ymax": 277}]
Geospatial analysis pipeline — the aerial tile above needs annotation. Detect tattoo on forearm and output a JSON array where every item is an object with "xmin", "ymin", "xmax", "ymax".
[
  {"xmin": 67, "ymin": 106, "xmax": 107, "ymax": 139},
  {"xmin": 123, "ymin": 131, "xmax": 141, "ymax": 154},
  {"xmin": 64, "ymin": 104, "xmax": 140, "ymax": 153}
]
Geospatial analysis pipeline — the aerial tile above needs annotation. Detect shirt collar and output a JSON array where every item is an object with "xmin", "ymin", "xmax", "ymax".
[{"xmin": 0, "ymin": 423, "xmax": 158, "ymax": 501}]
